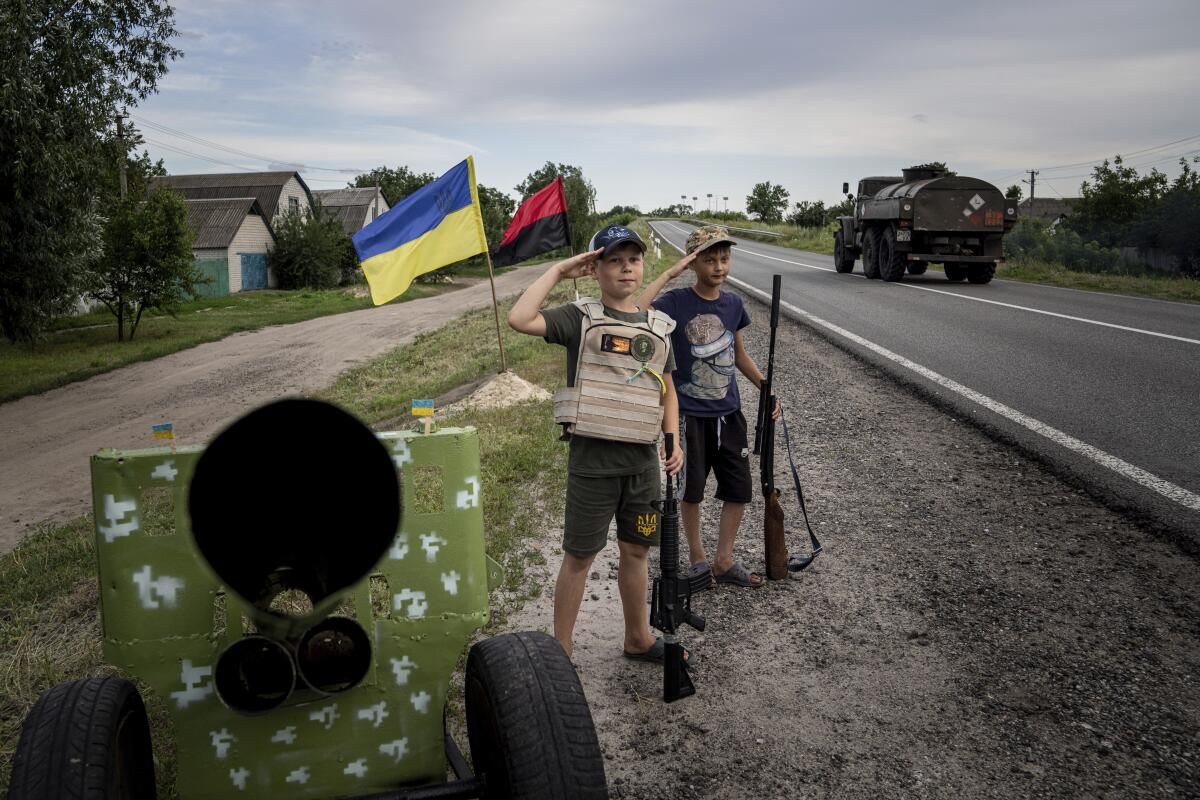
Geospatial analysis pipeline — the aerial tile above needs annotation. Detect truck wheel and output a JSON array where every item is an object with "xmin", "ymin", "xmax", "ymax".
[
  {"xmin": 862, "ymin": 229, "xmax": 881, "ymax": 279},
  {"xmin": 879, "ymin": 229, "xmax": 907, "ymax": 282},
  {"xmin": 967, "ymin": 263, "xmax": 996, "ymax": 284},
  {"xmin": 906, "ymin": 263, "xmax": 927, "ymax": 275},
  {"xmin": 466, "ymin": 631, "xmax": 606, "ymax": 799},
  {"xmin": 9, "ymin": 677, "xmax": 157, "ymax": 800},
  {"xmin": 833, "ymin": 231, "xmax": 855, "ymax": 273},
  {"xmin": 943, "ymin": 263, "xmax": 966, "ymax": 282}
]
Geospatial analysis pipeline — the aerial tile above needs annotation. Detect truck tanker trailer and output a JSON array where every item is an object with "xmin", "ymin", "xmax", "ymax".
[{"xmin": 833, "ymin": 164, "xmax": 1018, "ymax": 284}]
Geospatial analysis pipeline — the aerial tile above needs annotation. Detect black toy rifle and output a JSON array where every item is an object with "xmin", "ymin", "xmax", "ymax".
[
  {"xmin": 753, "ymin": 275, "xmax": 822, "ymax": 579},
  {"xmin": 650, "ymin": 433, "xmax": 704, "ymax": 702}
]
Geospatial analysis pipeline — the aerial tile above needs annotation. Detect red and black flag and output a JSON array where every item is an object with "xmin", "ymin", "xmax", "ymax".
[{"xmin": 492, "ymin": 176, "xmax": 570, "ymax": 267}]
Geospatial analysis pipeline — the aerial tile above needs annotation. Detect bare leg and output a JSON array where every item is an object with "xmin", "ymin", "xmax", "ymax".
[
  {"xmin": 553, "ymin": 551, "xmax": 596, "ymax": 659},
  {"xmin": 712, "ymin": 501, "xmax": 747, "ymax": 574},
  {"xmin": 681, "ymin": 500, "xmax": 708, "ymax": 566},
  {"xmin": 616, "ymin": 540, "xmax": 657, "ymax": 654}
]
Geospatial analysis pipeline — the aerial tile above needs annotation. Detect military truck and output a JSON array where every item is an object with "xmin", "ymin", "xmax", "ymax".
[
  {"xmin": 832, "ymin": 165, "xmax": 1017, "ymax": 284},
  {"xmin": 8, "ymin": 399, "xmax": 606, "ymax": 800}
]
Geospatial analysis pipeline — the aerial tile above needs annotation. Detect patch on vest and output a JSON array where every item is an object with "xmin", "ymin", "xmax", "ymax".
[
  {"xmin": 601, "ymin": 334, "xmax": 632, "ymax": 355},
  {"xmin": 630, "ymin": 334, "xmax": 655, "ymax": 362}
]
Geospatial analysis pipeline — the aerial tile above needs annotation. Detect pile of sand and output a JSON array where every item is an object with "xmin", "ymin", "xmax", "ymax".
[{"xmin": 441, "ymin": 370, "xmax": 551, "ymax": 415}]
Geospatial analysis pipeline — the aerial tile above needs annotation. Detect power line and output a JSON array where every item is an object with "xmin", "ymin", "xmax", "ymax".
[
  {"xmin": 992, "ymin": 132, "xmax": 1200, "ymax": 184},
  {"xmin": 132, "ymin": 113, "xmax": 369, "ymax": 175},
  {"xmin": 143, "ymin": 137, "xmax": 257, "ymax": 172}
]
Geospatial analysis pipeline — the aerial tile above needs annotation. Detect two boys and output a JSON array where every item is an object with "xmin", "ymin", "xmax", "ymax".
[{"xmin": 507, "ymin": 223, "xmax": 773, "ymax": 661}]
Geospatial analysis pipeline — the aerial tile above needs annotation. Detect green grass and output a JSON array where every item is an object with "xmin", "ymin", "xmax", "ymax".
[
  {"xmin": 0, "ymin": 269, "xmax": 519, "ymax": 405},
  {"xmin": 997, "ymin": 258, "xmax": 1200, "ymax": 303}
]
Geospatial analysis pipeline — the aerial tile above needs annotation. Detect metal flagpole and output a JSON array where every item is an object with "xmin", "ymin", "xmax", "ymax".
[{"xmin": 483, "ymin": 249, "xmax": 509, "ymax": 372}]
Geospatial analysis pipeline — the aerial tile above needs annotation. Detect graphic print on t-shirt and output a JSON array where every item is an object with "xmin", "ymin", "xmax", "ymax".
[{"xmin": 678, "ymin": 313, "xmax": 735, "ymax": 400}]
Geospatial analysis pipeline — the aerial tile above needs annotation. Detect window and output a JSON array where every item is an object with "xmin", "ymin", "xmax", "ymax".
[{"xmin": 288, "ymin": 196, "xmax": 299, "ymax": 213}]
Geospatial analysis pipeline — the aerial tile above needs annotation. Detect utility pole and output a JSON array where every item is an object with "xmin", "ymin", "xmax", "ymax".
[
  {"xmin": 116, "ymin": 112, "xmax": 128, "ymax": 199},
  {"xmin": 723, "ymin": 196, "xmax": 728, "ymax": 212},
  {"xmin": 1023, "ymin": 169, "xmax": 1039, "ymax": 211},
  {"xmin": 692, "ymin": 196, "xmax": 698, "ymax": 213},
  {"xmin": 706, "ymin": 193, "xmax": 713, "ymax": 212}
]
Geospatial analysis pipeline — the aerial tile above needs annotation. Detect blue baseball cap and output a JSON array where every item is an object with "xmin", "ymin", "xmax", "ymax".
[{"xmin": 589, "ymin": 224, "xmax": 646, "ymax": 258}]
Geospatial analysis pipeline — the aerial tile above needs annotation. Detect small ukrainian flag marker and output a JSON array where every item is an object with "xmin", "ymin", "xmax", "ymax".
[
  {"xmin": 412, "ymin": 400, "xmax": 435, "ymax": 434},
  {"xmin": 152, "ymin": 422, "xmax": 176, "ymax": 453}
]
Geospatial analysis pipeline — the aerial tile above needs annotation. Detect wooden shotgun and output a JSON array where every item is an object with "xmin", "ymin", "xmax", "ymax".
[{"xmin": 753, "ymin": 275, "xmax": 789, "ymax": 580}]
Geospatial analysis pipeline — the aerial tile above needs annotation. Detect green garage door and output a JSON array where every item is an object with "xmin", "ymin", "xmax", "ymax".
[{"xmin": 193, "ymin": 258, "xmax": 229, "ymax": 297}]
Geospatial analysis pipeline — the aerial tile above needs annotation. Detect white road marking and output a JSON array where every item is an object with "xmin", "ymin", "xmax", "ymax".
[
  {"xmin": 650, "ymin": 222, "xmax": 1200, "ymax": 513},
  {"xmin": 653, "ymin": 221, "xmax": 1200, "ymax": 346}
]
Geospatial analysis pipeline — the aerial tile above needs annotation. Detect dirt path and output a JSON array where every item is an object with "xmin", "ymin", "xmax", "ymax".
[
  {"xmin": 0, "ymin": 266, "xmax": 544, "ymax": 553},
  {"xmin": 499, "ymin": 286, "xmax": 1200, "ymax": 799}
]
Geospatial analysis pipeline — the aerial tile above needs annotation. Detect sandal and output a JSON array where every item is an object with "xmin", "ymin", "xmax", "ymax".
[
  {"xmin": 623, "ymin": 637, "xmax": 692, "ymax": 664},
  {"xmin": 688, "ymin": 562, "xmax": 715, "ymax": 593},
  {"xmin": 714, "ymin": 560, "xmax": 763, "ymax": 588}
]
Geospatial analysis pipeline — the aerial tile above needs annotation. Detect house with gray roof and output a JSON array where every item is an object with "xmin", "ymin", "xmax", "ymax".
[
  {"xmin": 312, "ymin": 187, "xmax": 390, "ymax": 234},
  {"xmin": 150, "ymin": 171, "xmax": 314, "ymax": 220},
  {"xmin": 1018, "ymin": 197, "xmax": 1079, "ymax": 226},
  {"xmin": 185, "ymin": 197, "xmax": 275, "ymax": 295}
]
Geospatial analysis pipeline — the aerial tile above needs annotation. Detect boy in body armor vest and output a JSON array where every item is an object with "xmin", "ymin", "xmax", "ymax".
[
  {"xmin": 508, "ymin": 224, "xmax": 685, "ymax": 663},
  {"xmin": 636, "ymin": 224, "xmax": 781, "ymax": 589}
]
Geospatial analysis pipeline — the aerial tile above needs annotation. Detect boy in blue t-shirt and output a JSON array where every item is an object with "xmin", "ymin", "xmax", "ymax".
[{"xmin": 636, "ymin": 225, "xmax": 779, "ymax": 588}]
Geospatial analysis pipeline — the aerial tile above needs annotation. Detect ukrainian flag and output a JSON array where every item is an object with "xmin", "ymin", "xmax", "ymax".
[{"xmin": 352, "ymin": 157, "xmax": 489, "ymax": 305}]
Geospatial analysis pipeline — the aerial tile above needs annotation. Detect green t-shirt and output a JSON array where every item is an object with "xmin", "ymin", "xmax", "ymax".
[{"xmin": 542, "ymin": 302, "xmax": 676, "ymax": 477}]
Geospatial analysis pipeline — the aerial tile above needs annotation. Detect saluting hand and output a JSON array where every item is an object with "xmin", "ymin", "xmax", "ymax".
[
  {"xmin": 557, "ymin": 248, "xmax": 604, "ymax": 279},
  {"xmin": 664, "ymin": 251, "xmax": 698, "ymax": 279}
]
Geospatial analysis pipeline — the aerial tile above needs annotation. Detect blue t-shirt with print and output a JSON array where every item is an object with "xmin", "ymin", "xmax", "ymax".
[{"xmin": 652, "ymin": 287, "xmax": 751, "ymax": 418}]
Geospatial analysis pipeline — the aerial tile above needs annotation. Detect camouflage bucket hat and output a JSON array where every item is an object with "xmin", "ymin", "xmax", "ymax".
[{"xmin": 686, "ymin": 224, "xmax": 738, "ymax": 255}]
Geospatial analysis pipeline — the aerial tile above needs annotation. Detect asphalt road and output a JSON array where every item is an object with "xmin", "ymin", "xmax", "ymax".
[{"xmin": 649, "ymin": 220, "xmax": 1200, "ymax": 542}]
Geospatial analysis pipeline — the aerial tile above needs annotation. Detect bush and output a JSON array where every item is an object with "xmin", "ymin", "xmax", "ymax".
[
  {"xmin": 269, "ymin": 202, "xmax": 355, "ymax": 289},
  {"xmin": 1005, "ymin": 219, "xmax": 1125, "ymax": 274}
]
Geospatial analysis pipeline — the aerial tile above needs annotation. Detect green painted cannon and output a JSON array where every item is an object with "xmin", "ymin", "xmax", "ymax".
[{"xmin": 9, "ymin": 399, "xmax": 606, "ymax": 799}]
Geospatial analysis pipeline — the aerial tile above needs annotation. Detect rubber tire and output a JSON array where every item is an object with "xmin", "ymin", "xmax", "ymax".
[
  {"xmin": 9, "ymin": 677, "xmax": 156, "ymax": 800},
  {"xmin": 862, "ymin": 228, "xmax": 881, "ymax": 279},
  {"xmin": 833, "ymin": 231, "xmax": 855, "ymax": 273},
  {"xmin": 967, "ymin": 263, "xmax": 996, "ymax": 284},
  {"xmin": 878, "ymin": 228, "xmax": 907, "ymax": 282},
  {"xmin": 466, "ymin": 631, "xmax": 606, "ymax": 800},
  {"xmin": 943, "ymin": 262, "xmax": 967, "ymax": 282},
  {"xmin": 906, "ymin": 263, "xmax": 927, "ymax": 275}
]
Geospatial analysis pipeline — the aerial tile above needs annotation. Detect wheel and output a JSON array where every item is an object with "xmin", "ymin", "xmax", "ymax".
[
  {"xmin": 906, "ymin": 263, "xmax": 927, "ymax": 275},
  {"xmin": 9, "ymin": 677, "xmax": 156, "ymax": 799},
  {"xmin": 967, "ymin": 263, "xmax": 996, "ymax": 284},
  {"xmin": 833, "ymin": 231, "xmax": 855, "ymax": 273},
  {"xmin": 878, "ymin": 229, "xmax": 907, "ymax": 282},
  {"xmin": 862, "ymin": 229, "xmax": 881, "ymax": 279},
  {"xmin": 466, "ymin": 631, "xmax": 606, "ymax": 799},
  {"xmin": 943, "ymin": 262, "xmax": 966, "ymax": 282}
]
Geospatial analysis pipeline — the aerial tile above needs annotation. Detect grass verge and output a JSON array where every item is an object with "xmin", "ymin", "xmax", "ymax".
[
  {"xmin": 0, "ymin": 266, "xmax": 516, "ymax": 405},
  {"xmin": 0, "ymin": 243, "xmax": 674, "ymax": 794},
  {"xmin": 997, "ymin": 258, "xmax": 1200, "ymax": 304}
]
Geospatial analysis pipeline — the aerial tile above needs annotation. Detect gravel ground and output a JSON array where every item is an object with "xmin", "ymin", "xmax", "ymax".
[{"xmin": 500, "ymin": 282, "xmax": 1200, "ymax": 799}]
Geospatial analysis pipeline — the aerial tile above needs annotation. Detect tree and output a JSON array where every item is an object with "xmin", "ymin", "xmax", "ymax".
[
  {"xmin": 745, "ymin": 182, "xmax": 790, "ymax": 223},
  {"xmin": 1067, "ymin": 156, "xmax": 1169, "ymax": 248},
  {"xmin": 88, "ymin": 188, "xmax": 198, "ymax": 341},
  {"xmin": 1005, "ymin": 185, "xmax": 1023, "ymax": 202},
  {"xmin": 1132, "ymin": 157, "xmax": 1200, "ymax": 277},
  {"xmin": 649, "ymin": 203, "xmax": 691, "ymax": 217},
  {"xmin": 515, "ymin": 162, "xmax": 596, "ymax": 253},
  {"xmin": 351, "ymin": 166, "xmax": 436, "ymax": 206},
  {"xmin": 270, "ymin": 199, "xmax": 355, "ymax": 290},
  {"xmin": 603, "ymin": 205, "xmax": 640, "ymax": 217},
  {"xmin": 477, "ymin": 185, "xmax": 517, "ymax": 253},
  {"xmin": 828, "ymin": 195, "xmax": 855, "ymax": 218},
  {"xmin": 787, "ymin": 200, "xmax": 827, "ymax": 227},
  {"xmin": 0, "ymin": 0, "xmax": 180, "ymax": 343}
]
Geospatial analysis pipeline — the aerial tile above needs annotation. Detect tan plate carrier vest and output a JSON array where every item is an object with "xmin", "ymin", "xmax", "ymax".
[{"xmin": 553, "ymin": 299, "xmax": 676, "ymax": 445}]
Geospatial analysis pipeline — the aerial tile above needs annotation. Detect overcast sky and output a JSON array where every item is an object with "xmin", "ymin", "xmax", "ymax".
[{"xmin": 140, "ymin": 0, "xmax": 1200, "ymax": 214}]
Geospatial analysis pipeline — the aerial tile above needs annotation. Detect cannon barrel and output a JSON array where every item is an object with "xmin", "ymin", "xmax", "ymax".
[{"xmin": 189, "ymin": 398, "xmax": 401, "ymax": 713}]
